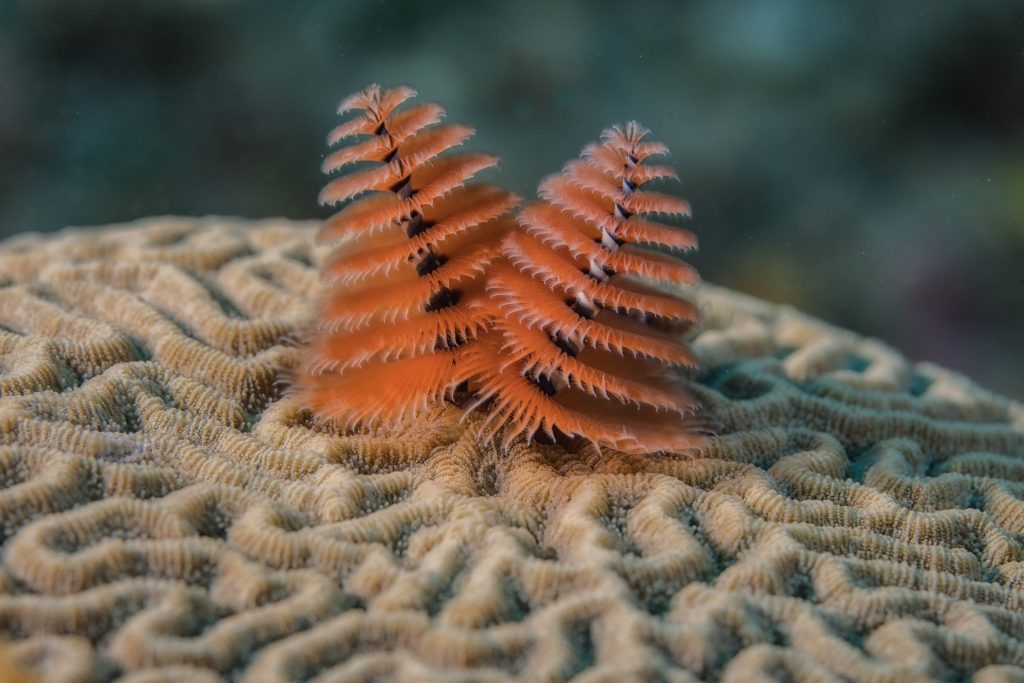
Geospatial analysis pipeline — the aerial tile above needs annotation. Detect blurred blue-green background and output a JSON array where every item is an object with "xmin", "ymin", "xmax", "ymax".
[{"xmin": 0, "ymin": 0, "xmax": 1021, "ymax": 398}]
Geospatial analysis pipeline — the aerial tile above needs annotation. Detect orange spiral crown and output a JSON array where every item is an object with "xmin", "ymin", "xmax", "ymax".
[
  {"xmin": 294, "ymin": 84, "xmax": 519, "ymax": 428},
  {"xmin": 463, "ymin": 122, "xmax": 707, "ymax": 454}
]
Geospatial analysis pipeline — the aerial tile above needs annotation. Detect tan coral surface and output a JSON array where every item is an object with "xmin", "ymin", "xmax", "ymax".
[{"xmin": 0, "ymin": 216, "xmax": 1021, "ymax": 683}]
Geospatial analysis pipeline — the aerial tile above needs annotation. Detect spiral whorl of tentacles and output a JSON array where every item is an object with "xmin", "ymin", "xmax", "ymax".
[
  {"xmin": 297, "ymin": 84, "xmax": 706, "ymax": 454},
  {"xmin": 463, "ymin": 122, "xmax": 707, "ymax": 454},
  {"xmin": 294, "ymin": 85, "xmax": 519, "ymax": 427}
]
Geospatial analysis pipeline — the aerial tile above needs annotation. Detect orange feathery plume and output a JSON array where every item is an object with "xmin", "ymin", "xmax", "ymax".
[
  {"xmin": 463, "ymin": 122, "xmax": 707, "ymax": 454},
  {"xmin": 294, "ymin": 84, "xmax": 519, "ymax": 428}
]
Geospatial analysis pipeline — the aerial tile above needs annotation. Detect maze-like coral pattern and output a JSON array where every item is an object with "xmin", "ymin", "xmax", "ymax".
[{"xmin": 0, "ymin": 216, "xmax": 1021, "ymax": 682}]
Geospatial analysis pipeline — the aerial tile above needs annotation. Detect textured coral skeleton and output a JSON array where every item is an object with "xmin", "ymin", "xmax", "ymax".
[
  {"xmin": 297, "ymin": 85, "xmax": 707, "ymax": 454},
  {"xmin": 0, "ymin": 216, "xmax": 1020, "ymax": 681}
]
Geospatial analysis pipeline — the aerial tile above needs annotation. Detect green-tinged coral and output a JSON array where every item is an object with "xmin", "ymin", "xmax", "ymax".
[{"xmin": 0, "ymin": 216, "xmax": 1020, "ymax": 681}]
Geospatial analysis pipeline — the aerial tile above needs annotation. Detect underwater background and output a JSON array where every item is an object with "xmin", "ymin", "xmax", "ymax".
[{"xmin": 0, "ymin": 0, "xmax": 1021, "ymax": 399}]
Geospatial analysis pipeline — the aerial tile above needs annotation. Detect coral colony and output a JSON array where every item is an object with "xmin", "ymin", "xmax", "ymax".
[
  {"xmin": 295, "ymin": 84, "xmax": 706, "ymax": 454},
  {"xmin": 0, "ymin": 216, "xmax": 1018, "ymax": 681}
]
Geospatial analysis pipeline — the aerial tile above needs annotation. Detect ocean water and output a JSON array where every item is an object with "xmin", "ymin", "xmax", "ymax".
[{"xmin": 0, "ymin": 0, "xmax": 1020, "ymax": 398}]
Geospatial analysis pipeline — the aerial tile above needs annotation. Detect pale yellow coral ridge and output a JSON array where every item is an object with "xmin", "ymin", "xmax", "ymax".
[{"xmin": 0, "ymin": 216, "xmax": 1019, "ymax": 682}]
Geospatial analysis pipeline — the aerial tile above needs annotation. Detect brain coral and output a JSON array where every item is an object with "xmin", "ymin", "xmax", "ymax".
[{"xmin": 0, "ymin": 216, "xmax": 1020, "ymax": 682}]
